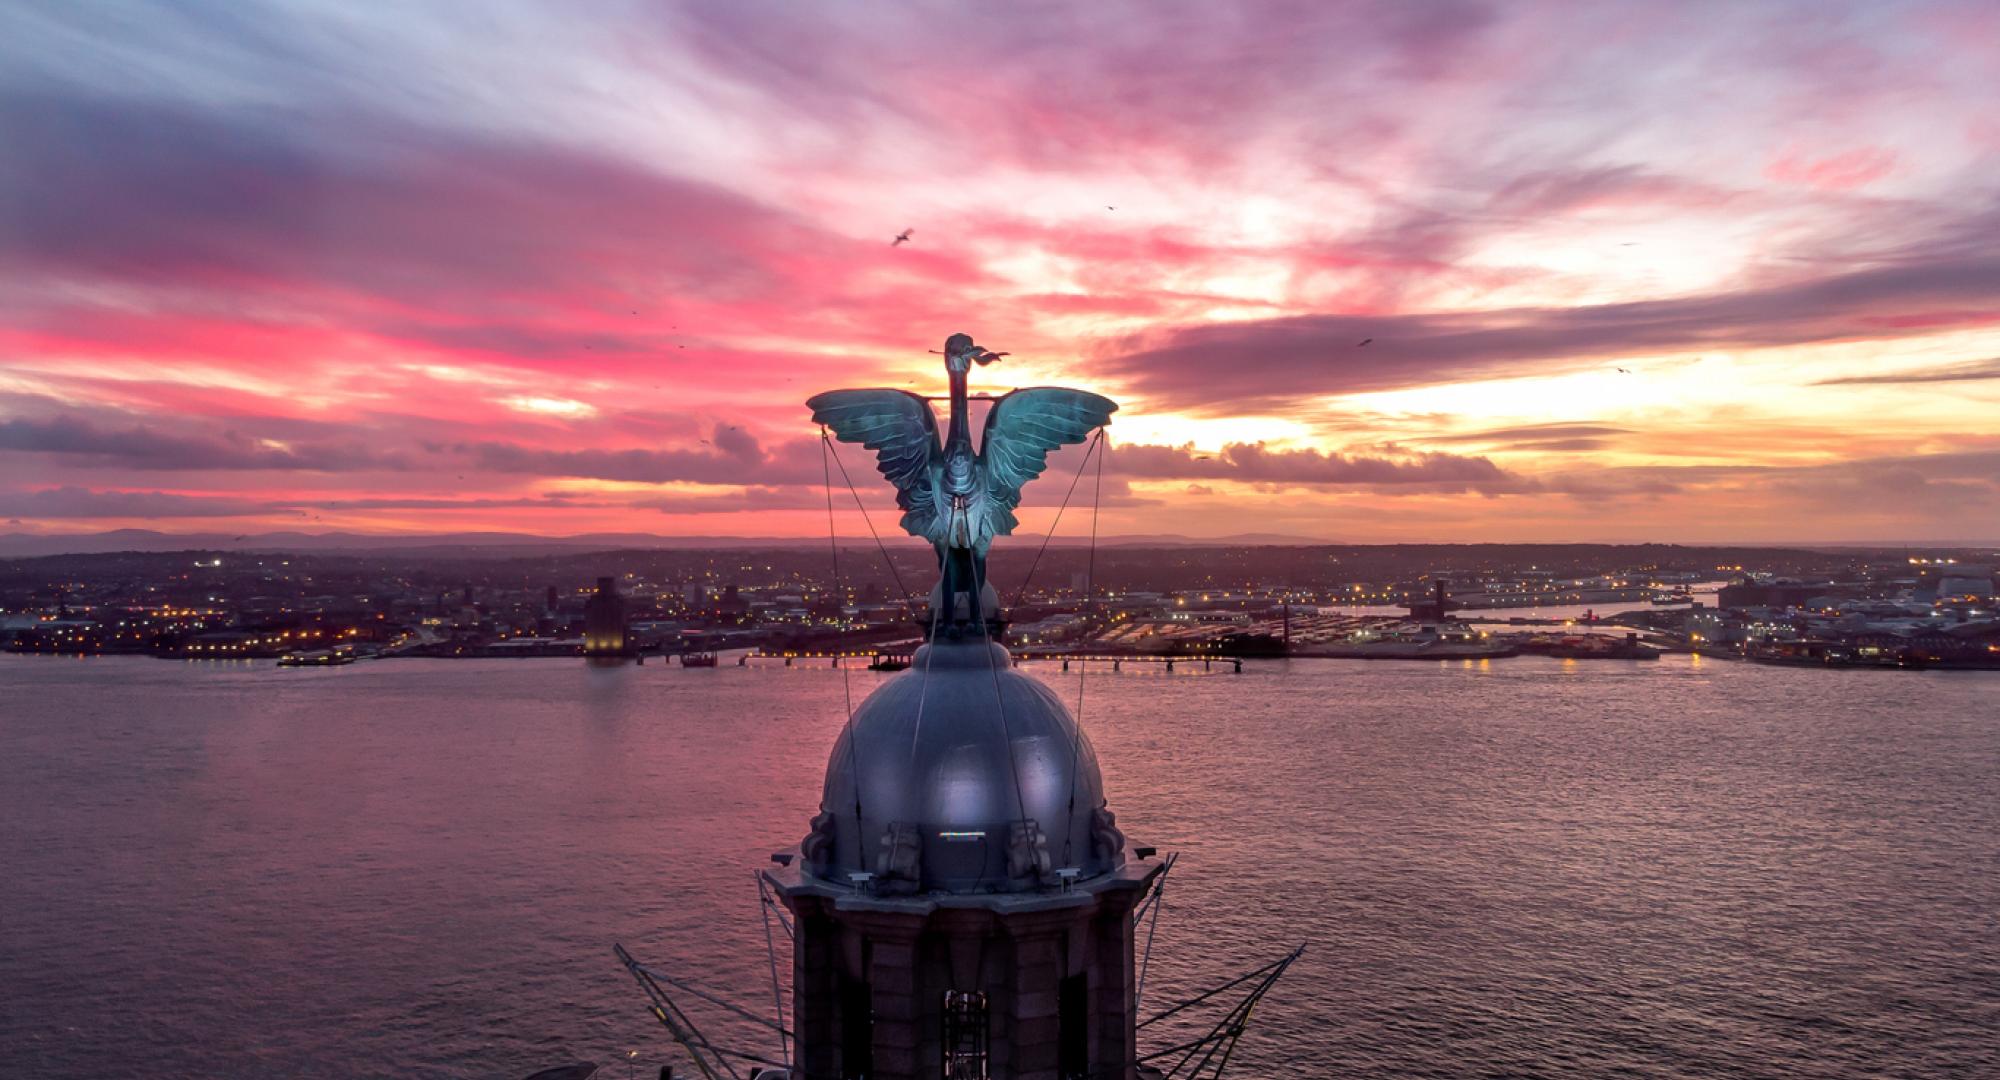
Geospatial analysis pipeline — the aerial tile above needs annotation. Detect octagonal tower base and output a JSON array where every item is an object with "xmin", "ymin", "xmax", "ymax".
[{"xmin": 767, "ymin": 856, "xmax": 1161, "ymax": 1080}]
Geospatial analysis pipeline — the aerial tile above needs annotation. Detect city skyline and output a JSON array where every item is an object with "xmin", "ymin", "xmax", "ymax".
[{"xmin": 4, "ymin": 2, "xmax": 1999, "ymax": 545}]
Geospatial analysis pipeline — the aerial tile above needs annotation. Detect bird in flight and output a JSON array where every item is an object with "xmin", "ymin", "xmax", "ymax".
[
  {"xmin": 891, "ymin": 228, "xmax": 913, "ymax": 246},
  {"xmin": 1616, "ymin": 367, "xmax": 1633, "ymax": 374},
  {"xmin": 1107, "ymin": 205, "xmax": 1115, "ymax": 210},
  {"xmin": 1357, "ymin": 338, "xmax": 1373, "ymax": 347}
]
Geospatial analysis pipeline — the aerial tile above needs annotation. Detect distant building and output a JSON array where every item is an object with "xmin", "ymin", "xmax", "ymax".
[
  {"xmin": 1931, "ymin": 566, "xmax": 1995, "ymax": 602},
  {"xmin": 1168, "ymin": 609, "xmax": 1251, "ymax": 624},
  {"xmin": 1718, "ymin": 579, "xmax": 1828, "ymax": 610},
  {"xmin": 583, "ymin": 577, "xmax": 630, "ymax": 657},
  {"xmin": 1408, "ymin": 579, "xmax": 1453, "ymax": 621}
]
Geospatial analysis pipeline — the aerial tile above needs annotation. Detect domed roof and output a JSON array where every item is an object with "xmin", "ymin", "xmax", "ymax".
[{"xmin": 807, "ymin": 638, "xmax": 1121, "ymax": 894}]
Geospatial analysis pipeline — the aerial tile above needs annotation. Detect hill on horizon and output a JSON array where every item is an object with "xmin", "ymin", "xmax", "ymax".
[
  {"xmin": 0, "ymin": 528, "xmax": 1347, "ymax": 559},
  {"xmin": 1, "ymin": 529, "xmax": 1991, "ymax": 560}
]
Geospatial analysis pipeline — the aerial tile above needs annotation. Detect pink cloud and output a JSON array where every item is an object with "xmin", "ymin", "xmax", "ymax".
[
  {"xmin": 1765, "ymin": 145, "xmax": 1899, "ymax": 190},
  {"xmin": 4, "ymin": 2, "xmax": 1998, "ymax": 541}
]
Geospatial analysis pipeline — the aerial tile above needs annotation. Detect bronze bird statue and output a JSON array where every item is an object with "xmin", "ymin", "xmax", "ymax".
[{"xmin": 809, "ymin": 333, "xmax": 1115, "ymax": 625}]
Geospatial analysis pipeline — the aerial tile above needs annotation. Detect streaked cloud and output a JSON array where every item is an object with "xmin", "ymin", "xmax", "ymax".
[
  {"xmin": 1113, "ymin": 442, "xmax": 1512, "ymax": 488},
  {"xmin": 500, "ymin": 396, "xmax": 598, "ymax": 419},
  {"xmin": 1814, "ymin": 357, "xmax": 2000, "ymax": 385},
  {"xmin": 0, "ymin": 411, "xmax": 406, "ymax": 471},
  {"xmin": 0, "ymin": 486, "xmax": 295, "ymax": 520},
  {"xmin": 2, "ymin": 0, "xmax": 1997, "ymax": 541},
  {"xmin": 1101, "ymin": 256, "xmax": 2000, "ymax": 413}
]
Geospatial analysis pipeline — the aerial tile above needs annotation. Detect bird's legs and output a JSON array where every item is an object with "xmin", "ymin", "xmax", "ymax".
[{"xmin": 927, "ymin": 544, "xmax": 999, "ymax": 633}]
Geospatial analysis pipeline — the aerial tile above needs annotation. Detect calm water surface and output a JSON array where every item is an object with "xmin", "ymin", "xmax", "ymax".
[{"xmin": 2, "ymin": 653, "xmax": 1996, "ymax": 1079}]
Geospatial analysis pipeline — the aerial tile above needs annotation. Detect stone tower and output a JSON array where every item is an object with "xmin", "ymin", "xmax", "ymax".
[
  {"xmin": 772, "ymin": 333, "xmax": 1154, "ymax": 1079},
  {"xmin": 583, "ymin": 576, "xmax": 629, "ymax": 657},
  {"xmin": 764, "ymin": 633, "xmax": 1162, "ymax": 1080}
]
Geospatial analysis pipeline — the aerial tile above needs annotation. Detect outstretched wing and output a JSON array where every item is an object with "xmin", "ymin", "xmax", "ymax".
[
  {"xmin": 970, "ymin": 387, "xmax": 1117, "ymax": 551},
  {"xmin": 807, "ymin": 389, "xmax": 946, "ymax": 543}
]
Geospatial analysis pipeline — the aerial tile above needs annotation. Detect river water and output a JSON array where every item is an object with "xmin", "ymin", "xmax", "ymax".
[{"xmin": 2, "ymin": 653, "xmax": 1996, "ymax": 1079}]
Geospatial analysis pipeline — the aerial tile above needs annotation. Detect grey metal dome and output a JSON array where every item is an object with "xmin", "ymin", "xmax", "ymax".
[{"xmin": 804, "ymin": 638, "xmax": 1123, "ymax": 894}]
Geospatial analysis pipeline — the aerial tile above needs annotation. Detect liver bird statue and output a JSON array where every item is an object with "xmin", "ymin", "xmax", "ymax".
[{"xmin": 809, "ymin": 333, "xmax": 1116, "ymax": 627}]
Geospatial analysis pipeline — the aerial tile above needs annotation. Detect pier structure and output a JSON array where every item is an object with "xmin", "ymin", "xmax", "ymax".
[{"xmin": 743, "ymin": 648, "xmax": 1243, "ymax": 673}]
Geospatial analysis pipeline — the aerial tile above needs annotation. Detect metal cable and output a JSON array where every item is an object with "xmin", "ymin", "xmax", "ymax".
[
  {"xmin": 1137, "ymin": 947, "xmax": 1298, "ymax": 1030},
  {"xmin": 820, "ymin": 431, "xmax": 866, "ymax": 848},
  {"xmin": 754, "ymin": 872, "xmax": 790, "ymax": 1067},
  {"xmin": 632, "ymin": 960, "xmax": 796, "ymax": 1038},
  {"xmin": 820, "ymin": 432, "xmax": 857, "ymax": 723},
  {"xmin": 971, "ymin": 549, "xmax": 1033, "ymax": 830},
  {"xmin": 1008, "ymin": 429, "xmax": 1103, "ymax": 609},
  {"xmin": 1058, "ymin": 428, "xmax": 1108, "ymax": 865},
  {"xmin": 1136, "ymin": 852, "xmax": 1175, "ymax": 1009},
  {"xmin": 821, "ymin": 434, "xmax": 921, "ymax": 620},
  {"xmin": 1085, "ymin": 431, "xmax": 1105, "ymax": 622},
  {"xmin": 906, "ymin": 559, "xmax": 946, "ymax": 769}
]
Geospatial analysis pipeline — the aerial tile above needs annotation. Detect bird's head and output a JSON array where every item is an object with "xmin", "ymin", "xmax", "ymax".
[{"xmin": 942, "ymin": 332, "xmax": 1004, "ymax": 374}]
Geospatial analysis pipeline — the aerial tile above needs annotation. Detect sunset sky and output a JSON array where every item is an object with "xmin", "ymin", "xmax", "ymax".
[{"xmin": 2, "ymin": 1, "xmax": 1997, "ymax": 545}]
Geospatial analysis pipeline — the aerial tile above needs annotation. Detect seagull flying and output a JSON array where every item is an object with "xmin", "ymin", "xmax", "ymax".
[
  {"xmin": 891, "ymin": 228, "xmax": 913, "ymax": 246},
  {"xmin": 1357, "ymin": 338, "xmax": 1373, "ymax": 347}
]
